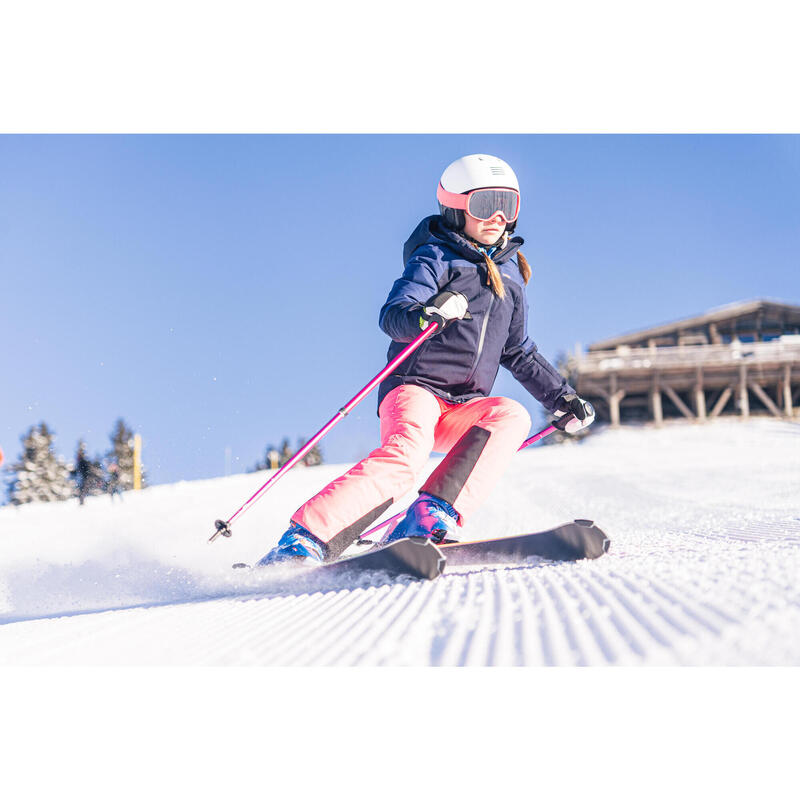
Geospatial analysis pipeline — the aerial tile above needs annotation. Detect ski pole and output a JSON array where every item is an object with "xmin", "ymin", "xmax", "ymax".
[
  {"xmin": 356, "ymin": 413, "xmax": 576, "ymax": 543},
  {"xmin": 209, "ymin": 321, "xmax": 441, "ymax": 543}
]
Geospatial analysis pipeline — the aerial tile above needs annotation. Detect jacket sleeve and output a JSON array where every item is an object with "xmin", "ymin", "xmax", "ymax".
[
  {"xmin": 379, "ymin": 248, "xmax": 447, "ymax": 342},
  {"xmin": 500, "ymin": 282, "xmax": 574, "ymax": 414}
]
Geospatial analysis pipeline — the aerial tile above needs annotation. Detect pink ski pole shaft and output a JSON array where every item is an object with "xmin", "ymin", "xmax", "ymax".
[
  {"xmin": 209, "ymin": 321, "xmax": 441, "ymax": 542},
  {"xmin": 356, "ymin": 413, "xmax": 575, "ymax": 542}
]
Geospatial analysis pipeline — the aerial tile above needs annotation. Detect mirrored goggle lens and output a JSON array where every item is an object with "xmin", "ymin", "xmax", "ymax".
[{"xmin": 467, "ymin": 189, "xmax": 519, "ymax": 222}]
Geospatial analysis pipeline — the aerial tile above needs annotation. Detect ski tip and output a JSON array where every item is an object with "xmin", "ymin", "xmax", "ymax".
[
  {"xmin": 575, "ymin": 519, "xmax": 611, "ymax": 556},
  {"xmin": 326, "ymin": 537, "xmax": 445, "ymax": 580}
]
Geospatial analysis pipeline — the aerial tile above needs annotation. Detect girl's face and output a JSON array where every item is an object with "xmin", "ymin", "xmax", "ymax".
[{"xmin": 462, "ymin": 212, "xmax": 506, "ymax": 245}]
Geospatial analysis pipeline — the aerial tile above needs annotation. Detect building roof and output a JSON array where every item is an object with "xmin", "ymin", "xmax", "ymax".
[{"xmin": 588, "ymin": 299, "xmax": 800, "ymax": 351}]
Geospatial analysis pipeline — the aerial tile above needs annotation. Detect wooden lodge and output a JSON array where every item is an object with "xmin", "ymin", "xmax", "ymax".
[{"xmin": 567, "ymin": 300, "xmax": 800, "ymax": 426}]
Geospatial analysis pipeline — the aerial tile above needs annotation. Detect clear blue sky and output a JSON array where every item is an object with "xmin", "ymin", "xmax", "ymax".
[{"xmin": 2, "ymin": 135, "xmax": 798, "ymax": 489}]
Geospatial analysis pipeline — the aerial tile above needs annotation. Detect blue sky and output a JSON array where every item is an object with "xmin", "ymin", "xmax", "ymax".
[{"xmin": 2, "ymin": 134, "xmax": 798, "ymax": 488}]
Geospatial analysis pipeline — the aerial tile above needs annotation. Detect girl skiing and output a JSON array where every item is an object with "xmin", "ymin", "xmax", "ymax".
[{"xmin": 259, "ymin": 154, "xmax": 594, "ymax": 565}]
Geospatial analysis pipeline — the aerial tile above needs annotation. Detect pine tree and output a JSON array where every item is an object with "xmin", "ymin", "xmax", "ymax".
[
  {"xmin": 73, "ymin": 440, "xmax": 106, "ymax": 504},
  {"xmin": 6, "ymin": 423, "xmax": 74, "ymax": 505},
  {"xmin": 298, "ymin": 437, "xmax": 324, "ymax": 467},
  {"xmin": 277, "ymin": 437, "xmax": 294, "ymax": 468},
  {"xmin": 106, "ymin": 418, "xmax": 143, "ymax": 491},
  {"xmin": 251, "ymin": 436, "xmax": 322, "ymax": 472}
]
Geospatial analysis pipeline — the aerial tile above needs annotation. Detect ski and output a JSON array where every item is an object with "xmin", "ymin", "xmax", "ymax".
[
  {"xmin": 234, "ymin": 537, "xmax": 445, "ymax": 581},
  {"xmin": 439, "ymin": 519, "xmax": 609, "ymax": 565},
  {"xmin": 234, "ymin": 520, "xmax": 607, "ymax": 579},
  {"xmin": 319, "ymin": 537, "xmax": 445, "ymax": 580}
]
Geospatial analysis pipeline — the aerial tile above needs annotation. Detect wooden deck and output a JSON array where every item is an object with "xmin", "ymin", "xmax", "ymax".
[{"xmin": 570, "ymin": 338, "xmax": 800, "ymax": 425}]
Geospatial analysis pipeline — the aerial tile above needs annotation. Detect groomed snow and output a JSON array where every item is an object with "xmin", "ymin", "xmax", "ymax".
[{"xmin": 1, "ymin": 418, "xmax": 798, "ymax": 665}]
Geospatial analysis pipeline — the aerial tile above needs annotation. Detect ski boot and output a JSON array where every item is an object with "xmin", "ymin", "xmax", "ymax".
[
  {"xmin": 256, "ymin": 522, "xmax": 327, "ymax": 567},
  {"xmin": 384, "ymin": 493, "xmax": 459, "ymax": 545}
]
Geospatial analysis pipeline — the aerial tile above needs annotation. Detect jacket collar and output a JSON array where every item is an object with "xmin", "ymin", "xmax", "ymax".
[{"xmin": 403, "ymin": 215, "xmax": 524, "ymax": 266}]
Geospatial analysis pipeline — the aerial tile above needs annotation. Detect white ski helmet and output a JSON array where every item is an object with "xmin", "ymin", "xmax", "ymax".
[{"xmin": 437, "ymin": 154, "xmax": 521, "ymax": 232}]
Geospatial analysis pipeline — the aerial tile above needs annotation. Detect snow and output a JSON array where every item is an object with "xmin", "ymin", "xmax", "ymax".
[{"xmin": 1, "ymin": 418, "xmax": 799, "ymax": 665}]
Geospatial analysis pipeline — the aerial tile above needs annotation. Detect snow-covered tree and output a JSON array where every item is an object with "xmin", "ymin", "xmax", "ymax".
[
  {"xmin": 73, "ymin": 440, "xmax": 106, "ymax": 504},
  {"xmin": 250, "ymin": 436, "xmax": 323, "ymax": 473},
  {"xmin": 6, "ymin": 423, "xmax": 74, "ymax": 505},
  {"xmin": 106, "ymin": 418, "xmax": 144, "ymax": 490},
  {"xmin": 278, "ymin": 437, "xmax": 294, "ymax": 468},
  {"xmin": 298, "ymin": 437, "xmax": 324, "ymax": 467}
]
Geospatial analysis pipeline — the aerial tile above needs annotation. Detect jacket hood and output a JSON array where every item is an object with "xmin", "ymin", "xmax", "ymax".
[{"xmin": 403, "ymin": 215, "xmax": 524, "ymax": 266}]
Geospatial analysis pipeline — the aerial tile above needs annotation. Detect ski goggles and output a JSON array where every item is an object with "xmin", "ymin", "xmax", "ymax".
[{"xmin": 437, "ymin": 184, "xmax": 520, "ymax": 223}]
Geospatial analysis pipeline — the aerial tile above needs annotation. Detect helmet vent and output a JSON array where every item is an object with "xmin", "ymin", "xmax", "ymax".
[{"xmin": 490, "ymin": 166, "xmax": 506, "ymax": 175}]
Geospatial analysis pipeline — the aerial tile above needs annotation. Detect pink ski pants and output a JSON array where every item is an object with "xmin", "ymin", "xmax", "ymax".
[{"xmin": 293, "ymin": 384, "xmax": 531, "ymax": 545}]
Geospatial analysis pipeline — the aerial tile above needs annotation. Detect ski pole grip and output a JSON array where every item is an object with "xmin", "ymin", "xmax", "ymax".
[{"xmin": 553, "ymin": 413, "xmax": 576, "ymax": 432}]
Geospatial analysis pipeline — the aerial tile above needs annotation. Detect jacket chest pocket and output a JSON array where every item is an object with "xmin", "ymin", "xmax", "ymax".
[{"xmin": 447, "ymin": 265, "xmax": 493, "ymax": 315}]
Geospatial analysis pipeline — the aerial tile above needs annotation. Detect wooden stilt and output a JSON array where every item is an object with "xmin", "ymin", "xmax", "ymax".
[
  {"xmin": 748, "ymin": 381, "xmax": 783, "ymax": 419},
  {"xmin": 609, "ymin": 373, "xmax": 625, "ymax": 427},
  {"xmin": 739, "ymin": 364, "xmax": 749, "ymax": 418},
  {"xmin": 710, "ymin": 386, "xmax": 733, "ymax": 418},
  {"xmin": 650, "ymin": 381, "xmax": 663, "ymax": 426},
  {"xmin": 694, "ymin": 367, "xmax": 706, "ymax": 421},
  {"xmin": 663, "ymin": 384, "xmax": 695, "ymax": 420}
]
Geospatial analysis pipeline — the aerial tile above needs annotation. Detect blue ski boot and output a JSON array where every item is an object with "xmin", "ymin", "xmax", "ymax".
[
  {"xmin": 256, "ymin": 522, "xmax": 327, "ymax": 567},
  {"xmin": 385, "ymin": 493, "xmax": 459, "ymax": 545}
]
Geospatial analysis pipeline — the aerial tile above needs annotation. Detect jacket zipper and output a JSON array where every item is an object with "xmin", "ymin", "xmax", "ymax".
[{"xmin": 464, "ymin": 293, "xmax": 494, "ymax": 386}]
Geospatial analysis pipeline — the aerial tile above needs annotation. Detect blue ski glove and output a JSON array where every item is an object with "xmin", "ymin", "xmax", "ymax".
[
  {"xmin": 554, "ymin": 394, "xmax": 596, "ymax": 434},
  {"xmin": 419, "ymin": 290, "xmax": 471, "ymax": 334}
]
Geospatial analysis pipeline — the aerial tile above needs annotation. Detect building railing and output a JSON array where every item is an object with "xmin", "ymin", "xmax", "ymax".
[{"xmin": 573, "ymin": 338, "xmax": 800, "ymax": 374}]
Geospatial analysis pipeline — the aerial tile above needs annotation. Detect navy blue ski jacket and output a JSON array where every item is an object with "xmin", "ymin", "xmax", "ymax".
[{"xmin": 377, "ymin": 215, "xmax": 574, "ymax": 413}]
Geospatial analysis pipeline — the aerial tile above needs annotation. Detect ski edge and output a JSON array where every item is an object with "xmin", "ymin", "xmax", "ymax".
[{"xmin": 439, "ymin": 519, "xmax": 610, "ymax": 565}]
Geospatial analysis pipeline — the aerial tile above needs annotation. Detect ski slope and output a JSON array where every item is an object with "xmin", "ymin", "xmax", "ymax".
[{"xmin": 1, "ymin": 418, "xmax": 799, "ymax": 666}]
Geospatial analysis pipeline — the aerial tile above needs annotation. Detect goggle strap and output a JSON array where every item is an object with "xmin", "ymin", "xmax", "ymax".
[{"xmin": 437, "ymin": 183, "xmax": 469, "ymax": 210}]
